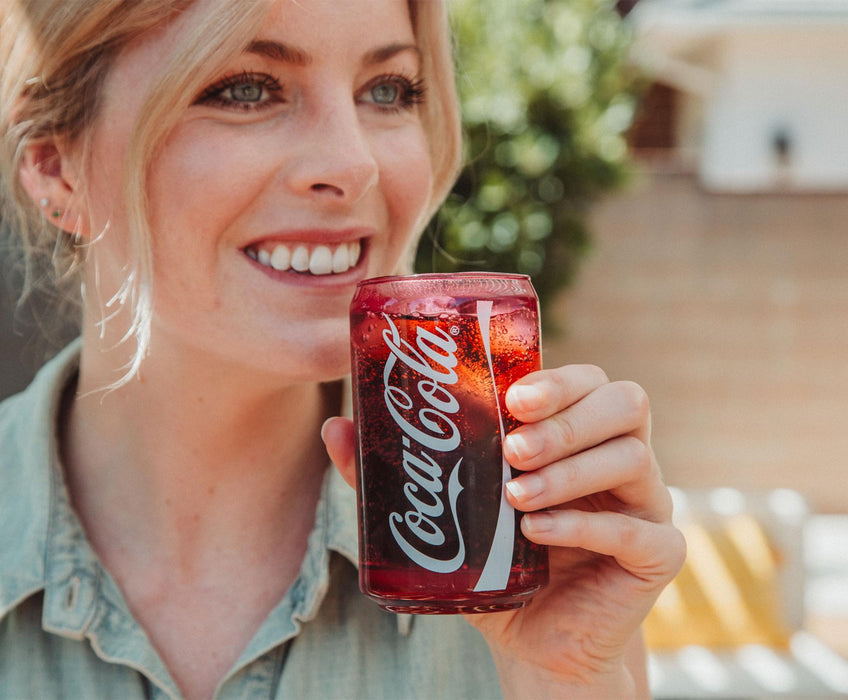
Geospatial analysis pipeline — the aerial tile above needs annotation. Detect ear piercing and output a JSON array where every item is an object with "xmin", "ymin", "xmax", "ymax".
[{"xmin": 39, "ymin": 198, "xmax": 61, "ymax": 219}]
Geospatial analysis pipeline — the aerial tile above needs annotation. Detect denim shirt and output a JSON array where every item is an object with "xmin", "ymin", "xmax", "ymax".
[{"xmin": 0, "ymin": 342, "xmax": 503, "ymax": 699}]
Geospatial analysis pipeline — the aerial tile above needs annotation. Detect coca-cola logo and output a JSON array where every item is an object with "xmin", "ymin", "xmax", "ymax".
[{"xmin": 381, "ymin": 314, "xmax": 467, "ymax": 573}]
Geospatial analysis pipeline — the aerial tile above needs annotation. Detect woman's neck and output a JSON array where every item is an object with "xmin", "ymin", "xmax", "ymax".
[
  {"xmin": 60, "ymin": 334, "xmax": 343, "ymax": 699},
  {"xmin": 61, "ymin": 333, "xmax": 339, "ymax": 588}
]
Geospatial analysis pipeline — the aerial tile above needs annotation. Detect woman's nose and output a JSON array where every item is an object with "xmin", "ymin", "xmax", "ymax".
[{"xmin": 282, "ymin": 99, "xmax": 379, "ymax": 204}]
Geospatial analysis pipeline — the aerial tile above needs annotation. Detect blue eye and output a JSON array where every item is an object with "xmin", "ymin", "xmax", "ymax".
[
  {"xmin": 362, "ymin": 74, "xmax": 426, "ymax": 112},
  {"xmin": 229, "ymin": 82, "xmax": 264, "ymax": 103},
  {"xmin": 371, "ymin": 82, "xmax": 400, "ymax": 105},
  {"xmin": 195, "ymin": 71, "xmax": 284, "ymax": 111}
]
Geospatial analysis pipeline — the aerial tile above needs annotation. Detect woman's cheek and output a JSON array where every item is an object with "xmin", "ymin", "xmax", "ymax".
[{"xmin": 382, "ymin": 131, "xmax": 434, "ymax": 240}]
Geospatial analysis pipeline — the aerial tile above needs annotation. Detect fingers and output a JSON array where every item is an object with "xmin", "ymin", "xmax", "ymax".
[
  {"xmin": 321, "ymin": 416, "xmax": 357, "ymax": 489},
  {"xmin": 521, "ymin": 509, "xmax": 687, "ymax": 582},
  {"xmin": 505, "ymin": 436, "xmax": 671, "ymax": 521},
  {"xmin": 505, "ymin": 364, "xmax": 609, "ymax": 424},
  {"xmin": 504, "ymin": 379, "xmax": 650, "ymax": 472},
  {"xmin": 503, "ymin": 366, "xmax": 670, "ymax": 528}
]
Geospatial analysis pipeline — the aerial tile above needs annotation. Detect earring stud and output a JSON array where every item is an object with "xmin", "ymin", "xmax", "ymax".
[{"xmin": 39, "ymin": 197, "xmax": 62, "ymax": 220}]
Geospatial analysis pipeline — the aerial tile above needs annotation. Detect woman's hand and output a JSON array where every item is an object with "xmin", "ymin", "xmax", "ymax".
[
  {"xmin": 466, "ymin": 365, "xmax": 686, "ymax": 699},
  {"xmin": 322, "ymin": 364, "xmax": 685, "ymax": 699}
]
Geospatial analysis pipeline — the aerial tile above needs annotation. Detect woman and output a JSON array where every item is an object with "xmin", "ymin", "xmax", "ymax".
[{"xmin": 0, "ymin": 0, "xmax": 685, "ymax": 698}]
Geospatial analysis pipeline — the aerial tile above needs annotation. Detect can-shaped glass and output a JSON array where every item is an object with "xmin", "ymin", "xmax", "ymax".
[{"xmin": 349, "ymin": 272, "xmax": 550, "ymax": 614}]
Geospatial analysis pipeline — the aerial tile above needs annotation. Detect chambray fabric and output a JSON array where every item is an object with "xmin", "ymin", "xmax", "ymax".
[{"xmin": 0, "ymin": 342, "xmax": 503, "ymax": 700}]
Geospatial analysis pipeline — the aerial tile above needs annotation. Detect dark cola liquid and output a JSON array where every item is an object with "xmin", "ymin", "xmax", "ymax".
[{"xmin": 350, "ymin": 278, "xmax": 549, "ymax": 614}]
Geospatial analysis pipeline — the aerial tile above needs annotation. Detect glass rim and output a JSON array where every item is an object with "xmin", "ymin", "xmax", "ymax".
[{"xmin": 356, "ymin": 271, "xmax": 532, "ymax": 288}]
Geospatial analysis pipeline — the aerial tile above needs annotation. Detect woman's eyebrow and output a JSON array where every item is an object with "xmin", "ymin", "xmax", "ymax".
[
  {"xmin": 363, "ymin": 43, "xmax": 421, "ymax": 66},
  {"xmin": 245, "ymin": 40, "xmax": 420, "ymax": 68},
  {"xmin": 247, "ymin": 40, "xmax": 311, "ymax": 66}
]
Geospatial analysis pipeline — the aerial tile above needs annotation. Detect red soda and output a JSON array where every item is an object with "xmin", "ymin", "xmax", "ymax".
[{"xmin": 349, "ymin": 273, "xmax": 549, "ymax": 614}]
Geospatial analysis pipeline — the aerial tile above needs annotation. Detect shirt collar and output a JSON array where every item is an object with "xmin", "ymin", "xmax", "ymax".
[{"xmin": 0, "ymin": 340, "xmax": 82, "ymax": 619}]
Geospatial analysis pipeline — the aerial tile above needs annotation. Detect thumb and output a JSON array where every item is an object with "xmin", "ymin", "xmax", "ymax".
[{"xmin": 321, "ymin": 416, "xmax": 357, "ymax": 490}]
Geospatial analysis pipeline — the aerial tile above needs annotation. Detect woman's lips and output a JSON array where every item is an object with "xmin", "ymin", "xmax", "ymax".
[{"xmin": 245, "ymin": 239, "xmax": 362, "ymax": 276}]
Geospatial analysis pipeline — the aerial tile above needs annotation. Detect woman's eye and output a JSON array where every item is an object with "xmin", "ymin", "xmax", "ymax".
[
  {"xmin": 371, "ymin": 82, "xmax": 400, "ymax": 105},
  {"xmin": 230, "ymin": 82, "xmax": 264, "ymax": 103},
  {"xmin": 362, "ymin": 74, "xmax": 426, "ymax": 112},
  {"xmin": 195, "ymin": 71, "xmax": 284, "ymax": 111}
]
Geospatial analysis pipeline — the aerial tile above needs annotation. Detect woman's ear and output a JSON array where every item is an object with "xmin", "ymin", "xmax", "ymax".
[{"xmin": 18, "ymin": 140, "xmax": 89, "ymax": 237}]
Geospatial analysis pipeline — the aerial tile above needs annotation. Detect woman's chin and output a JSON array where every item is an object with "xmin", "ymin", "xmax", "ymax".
[{"xmin": 268, "ymin": 329, "xmax": 352, "ymax": 383}]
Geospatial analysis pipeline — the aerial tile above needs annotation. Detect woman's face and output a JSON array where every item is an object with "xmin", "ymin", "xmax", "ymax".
[{"xmin": 82, "ymin": 0, "xmax": 433, "ymax": 381}]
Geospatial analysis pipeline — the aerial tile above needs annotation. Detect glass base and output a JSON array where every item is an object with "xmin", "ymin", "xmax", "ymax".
[{"xmin": 366, "ymin": 586, "xmax": 542, "ymax": 615}]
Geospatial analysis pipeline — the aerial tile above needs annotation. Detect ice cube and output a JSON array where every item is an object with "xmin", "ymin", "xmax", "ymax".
[{"xmin": 405, "ymin": 296, "xmax": 460, "ymax": 317}]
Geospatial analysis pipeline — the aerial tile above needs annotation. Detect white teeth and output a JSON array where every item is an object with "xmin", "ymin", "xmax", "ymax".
[
  {"xmin": 249, "ymin": 240, "xmax": 362, "ymax": 276},
  {"xmin": 291, "ymin": 245, "xmax": 310, "ymax": 272},
  {"xmin": 348, "ymin": 240, "xmax": 360, "ymax": 268},
  {"xmin": 269, "ymin": 245, "xmax": 290, "ymax": 271},
  {"xmin": 310, "ymin": 245, "xmax": 333, "ymax": 275},
  {"xmin": 332, "ymin": 245, "xmax": 349, "ymax": 273}
]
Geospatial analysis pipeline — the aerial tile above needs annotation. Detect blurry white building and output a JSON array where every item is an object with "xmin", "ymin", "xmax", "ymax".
[{"xmin": 627, "ymin": 0, "xmax": 848, "ymax": 191}]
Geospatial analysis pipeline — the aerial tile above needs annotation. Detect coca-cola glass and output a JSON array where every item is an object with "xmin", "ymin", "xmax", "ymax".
[{"xmin": 349, "ymin": 272, "xmax": 549, "ymax": 614}]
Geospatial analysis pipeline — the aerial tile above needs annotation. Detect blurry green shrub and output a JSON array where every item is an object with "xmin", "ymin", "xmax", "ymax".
[{"xmin": 415, "ymin": 0, "xmax": 639, "ymax": 325}]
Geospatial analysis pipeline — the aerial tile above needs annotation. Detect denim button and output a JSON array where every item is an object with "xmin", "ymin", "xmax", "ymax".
[
  {"xmin": 43, "ymin": 573, "xmax": 96, "ymax": 637},
  {"xmin": 65, "ymin": 576, "xmax": 81, "ymax": 609}
]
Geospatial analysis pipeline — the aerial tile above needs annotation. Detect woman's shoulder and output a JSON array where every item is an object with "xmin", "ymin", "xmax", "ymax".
[
  {"xmin": 0, "ymin": 340, "xmax": 79, "ymax": 484},
  {"xmin": 0, "ymin": 341, "xmax": 81, "ymax": 620}
]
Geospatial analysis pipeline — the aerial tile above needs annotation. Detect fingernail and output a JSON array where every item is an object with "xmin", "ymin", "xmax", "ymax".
[
  {"xmin": 523, "ymin": 512, "xmax": 554, "ymax": 535},
  {"xmin": 503, "ymin": 432, "xmax": 541, "ymax": 462},
  {"xmin": 505, "ymin": 474, "xmax": 544, "ymax": 501},
  {"xmin": 320, "ymin": 418, "xmax": 335, "ymax": 441},
  {"xmin": 508, "ymin": 384, "xmax": 542, "ymax": 411}
]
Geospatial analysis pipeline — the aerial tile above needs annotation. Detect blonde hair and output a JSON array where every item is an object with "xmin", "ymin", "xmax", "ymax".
[
  {"xmin": 409, "ymin": 0, "xmax": 463, "ymax": 217},
  {"xmin": 0, "ymin": 0, "xmax": 462, "ymax": 383}
]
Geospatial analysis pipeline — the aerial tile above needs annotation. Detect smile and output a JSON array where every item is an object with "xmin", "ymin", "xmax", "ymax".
[{"xmin": 246, "ymin": 240, "xmax": 362, "ymax": 276}]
